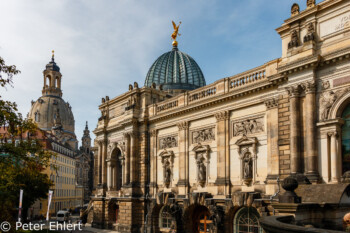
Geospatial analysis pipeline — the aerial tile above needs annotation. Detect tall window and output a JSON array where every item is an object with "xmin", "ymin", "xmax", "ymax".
[
  {"xmin": 342, "ymin": 104, "xmax": 350, "ymax": 174},
  {"xmin": 35, "ymin": 112, "xmax": 40, "ymax": 122},
  {"xmin": 159, "ymin": 205, "xmax": 173, "ymax": 229},
  {"xmin": 233, "ymin": 207, "xmax": 262, "ymax": 233}
]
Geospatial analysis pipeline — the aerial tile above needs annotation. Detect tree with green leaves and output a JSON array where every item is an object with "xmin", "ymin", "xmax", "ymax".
[{"xmin": 0, "ymin": 56, "xmax": 53, "ymax": 229}]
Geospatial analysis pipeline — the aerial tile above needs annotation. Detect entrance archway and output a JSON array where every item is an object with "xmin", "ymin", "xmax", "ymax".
[{"xmin": 342, "ymin": 104, "xmax": 350, "ymax": 174}]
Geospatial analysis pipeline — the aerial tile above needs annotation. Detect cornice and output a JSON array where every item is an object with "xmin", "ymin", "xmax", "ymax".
[{"xmin": 278, "ymin": 55, "xmax": 320, "ymax": 74}]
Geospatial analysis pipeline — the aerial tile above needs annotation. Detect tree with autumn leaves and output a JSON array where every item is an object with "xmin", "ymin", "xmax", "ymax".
[{"xmin": 0, "ymin": 56, "xmax": 53, "ymax": 228}]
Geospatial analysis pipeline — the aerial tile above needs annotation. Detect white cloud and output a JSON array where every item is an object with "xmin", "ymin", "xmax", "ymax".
[{"xmin": 0, "ymin": 0, "xmax": 315, "ymax": 143}]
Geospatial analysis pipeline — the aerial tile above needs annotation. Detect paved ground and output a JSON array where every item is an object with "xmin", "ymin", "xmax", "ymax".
[{"xmin": 58, "ymin": 224, "xmax": 118, "ymax": 233}]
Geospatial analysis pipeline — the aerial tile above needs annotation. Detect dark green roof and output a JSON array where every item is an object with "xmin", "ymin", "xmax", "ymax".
[{"xmin": 145, "ymin": 46, "xmax": 206, "ymax": 91}]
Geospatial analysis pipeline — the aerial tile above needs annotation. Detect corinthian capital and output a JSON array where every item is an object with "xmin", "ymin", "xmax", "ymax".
[
  {"xmin": 301, "ymin": 81, "xmax": 316, "ymax": 94},
  {"xmin": 149, "ymin": 129, "xmax": 157, "ymax": 137},
  {"xmin": 177, "ymin": 121, "xmax": 188, "ymax": 130},
  {"xmin": 264, "ymin": 98, "xmax": 278, "ymax": 109},
  {"xmin": 215, "ymin": 111, "xmax": 229, "ymax": 122},
  {"xmin": 286, "ymin": 85, "xmax": 301, "ymax": 98}
]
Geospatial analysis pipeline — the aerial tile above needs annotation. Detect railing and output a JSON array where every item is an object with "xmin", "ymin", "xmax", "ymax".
[
  {"xmin": 230, "ymin": 68, "xmax": 266, "ymax": 89},
  {"xmin": 156, "ymin": 100, "xmax": 178, "ymax": 113},
  {"xmin": 188, "ymin": 86, "xmax": 217, "ymax": 102}
]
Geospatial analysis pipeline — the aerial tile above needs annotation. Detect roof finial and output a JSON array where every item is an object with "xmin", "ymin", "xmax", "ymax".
[
  {"xmin": 171, "ymin": 21, "xmax": 181, "ymax": 47},
  {"xmin": 52, "ymin": 50, "xmax": 55, "ymax": 61}
]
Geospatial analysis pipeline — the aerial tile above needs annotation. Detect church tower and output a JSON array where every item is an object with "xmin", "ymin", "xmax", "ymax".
[
  {"xmin": 28, "ymin": 51, "xmax": 77, "ymax": 150},
  {"xmin": 81, "ymin": 121, "xmax": 91, "ymax": 154}
]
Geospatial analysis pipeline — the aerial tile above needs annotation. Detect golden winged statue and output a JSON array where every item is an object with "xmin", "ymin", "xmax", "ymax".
[{"xmin": 171, "ymin": 21, "xmax": 181, "ymax": 42}]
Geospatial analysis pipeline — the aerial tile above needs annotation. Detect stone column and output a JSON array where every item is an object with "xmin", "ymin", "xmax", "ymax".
[
  {"xmin": 329, "ymin": 131, "xmax": 340, "ymax": 182},
  {"xmin": 101, "ymin": 139, "xmax": 107, "ymax": 185},
  {"xmin": 215, "ymin": 111, "xmax": 229, "ymax": 193},
  {"xmin": 149, "ymin": 130, "xmax": 157, "ymax": 195},
  {"xmin": 265, "ymin": 98, "xmax": 279, "ymax": 181},
  {"xmin": 303, "ymin": 82, "xmax": 319, "ymax": 181},
  {"xmin": 176, "ymin": 121, "xmax": 188, "ymax": 195},
  {"xmin": 107, "ymin": 160, "xmax": 112, "ymax": 190},
  {"xmin": 112, "ymin": 164, "xmax": 117, "ymax": 189},
  {"xmin": 287, "ymin": 86, "xmax": 301, "ymax": 174},
  {"xmin": 97, "ymin": 141, "xmax": 102, "ymax": 185},
  {"xmin": 130, "ymin": 132, "xmax": 136, "ymax": 184},
  {"xmin": 124, "ymin": 133, "xmax": 130, "ymax": 185}
]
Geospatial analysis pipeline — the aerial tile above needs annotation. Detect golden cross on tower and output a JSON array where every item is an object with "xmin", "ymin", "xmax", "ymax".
[
  {"xmin": 171, "ymin": 21, "xmax": 181, "ymax": 47},
  {"xmin": 52, "ymin": 50, "xmax": 55, "ymax": 59}
]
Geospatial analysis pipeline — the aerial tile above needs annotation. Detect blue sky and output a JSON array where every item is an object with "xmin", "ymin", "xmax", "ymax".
[{"xmin": 0, "ymin": 0, "xmax": 322, "ymax": 144}]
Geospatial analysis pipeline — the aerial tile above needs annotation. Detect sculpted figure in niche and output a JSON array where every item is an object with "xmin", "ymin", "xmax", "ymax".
[
  {"xmin": 243, "ymin": 153, "xmax": 252, "ymax": 179},
  {"xmin": 164, "ymin": 159, "xmax": 171, "ymax": 188},
  {"xmin": 197, "ymin": 154, "xmax": 206, "ymax": 186}
]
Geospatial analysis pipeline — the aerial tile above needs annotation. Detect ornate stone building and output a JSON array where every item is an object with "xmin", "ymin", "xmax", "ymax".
[{"xmin": 90, "ymin": 0, "xmax": 350, "ymax": 232}]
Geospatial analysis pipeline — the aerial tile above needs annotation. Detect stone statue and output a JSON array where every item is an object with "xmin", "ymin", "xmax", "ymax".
[
  {"xmin": 129, "ymin": 84, "xmax": 133, "ymax": 91},
  {"xmin": 243, "ymin": 153, "xmax": 252, "ymax": 179},
  {"xmin": 197, "ymin": 157, "xmax": 206, "ymax": 186},
  {"xmin": 164, "ymin": 161, "xmax": 171, "ymax": 188},
  {"xmin": 307, "ymin": 0, "xmax": 315, "ymax": 8},
  {"xmin": 291, "ymin": 3, "xmax": 300, "ymax": 16},
  {"xmin": 288, "ymin": 30, "xmax": 299, "ymax": 49}
]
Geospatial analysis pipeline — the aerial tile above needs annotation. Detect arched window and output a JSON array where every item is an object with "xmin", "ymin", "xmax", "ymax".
[
  {"xmin": 233, "ymin": 207, "xmax": 262, "ymax": 233},
  {"xmin": 342, "ymin": 104, "xmax": 350, "ymax": 174},
  {"xmin": 159, "ymin": 205, "xmax": 173, "ymax": 229},
  {"xmin": 35, "ymin": 111, "xmax": 40, "ymax": 122}
]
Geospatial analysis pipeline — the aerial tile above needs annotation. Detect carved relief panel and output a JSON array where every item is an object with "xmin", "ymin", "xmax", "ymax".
[
  {"xmin": 191, "ymin": 127, "xmax": 215, "ymax": 144},
  {"xmin": 159, "ymin": 135, "xmax": 178, "ymax": 149},
  {"xmin": 232, "ymin": 117, "xmax": 264, "ymax": 137}
]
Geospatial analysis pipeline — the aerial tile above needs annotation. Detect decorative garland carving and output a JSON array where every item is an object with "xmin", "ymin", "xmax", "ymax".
[
  {"xmin": 159, "ymin": 136, "xmax": 178, "ymax": 149},
  {"xmin": 192, "ymin": 127, "xmax": 215, "ymax": 144},
  {"xmin": 233, "ymin": 118, "xmax": 264, "ymax": 136}
]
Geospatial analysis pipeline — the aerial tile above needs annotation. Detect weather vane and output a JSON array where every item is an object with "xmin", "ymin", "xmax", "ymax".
[{"xmin": 171, "ymin": 21, "xmax": 181, "ymax": 47}]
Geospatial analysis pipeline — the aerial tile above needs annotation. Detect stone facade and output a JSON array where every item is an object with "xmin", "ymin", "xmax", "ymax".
[{"xmin": 91, "ymin": 0, "xmax": 350, "ymax": 232}]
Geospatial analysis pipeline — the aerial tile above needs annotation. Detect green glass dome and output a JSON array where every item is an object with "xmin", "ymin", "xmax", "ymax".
[{"xmin": 145, "ymin": 45, "xmax": 206, "ymax": 91}]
